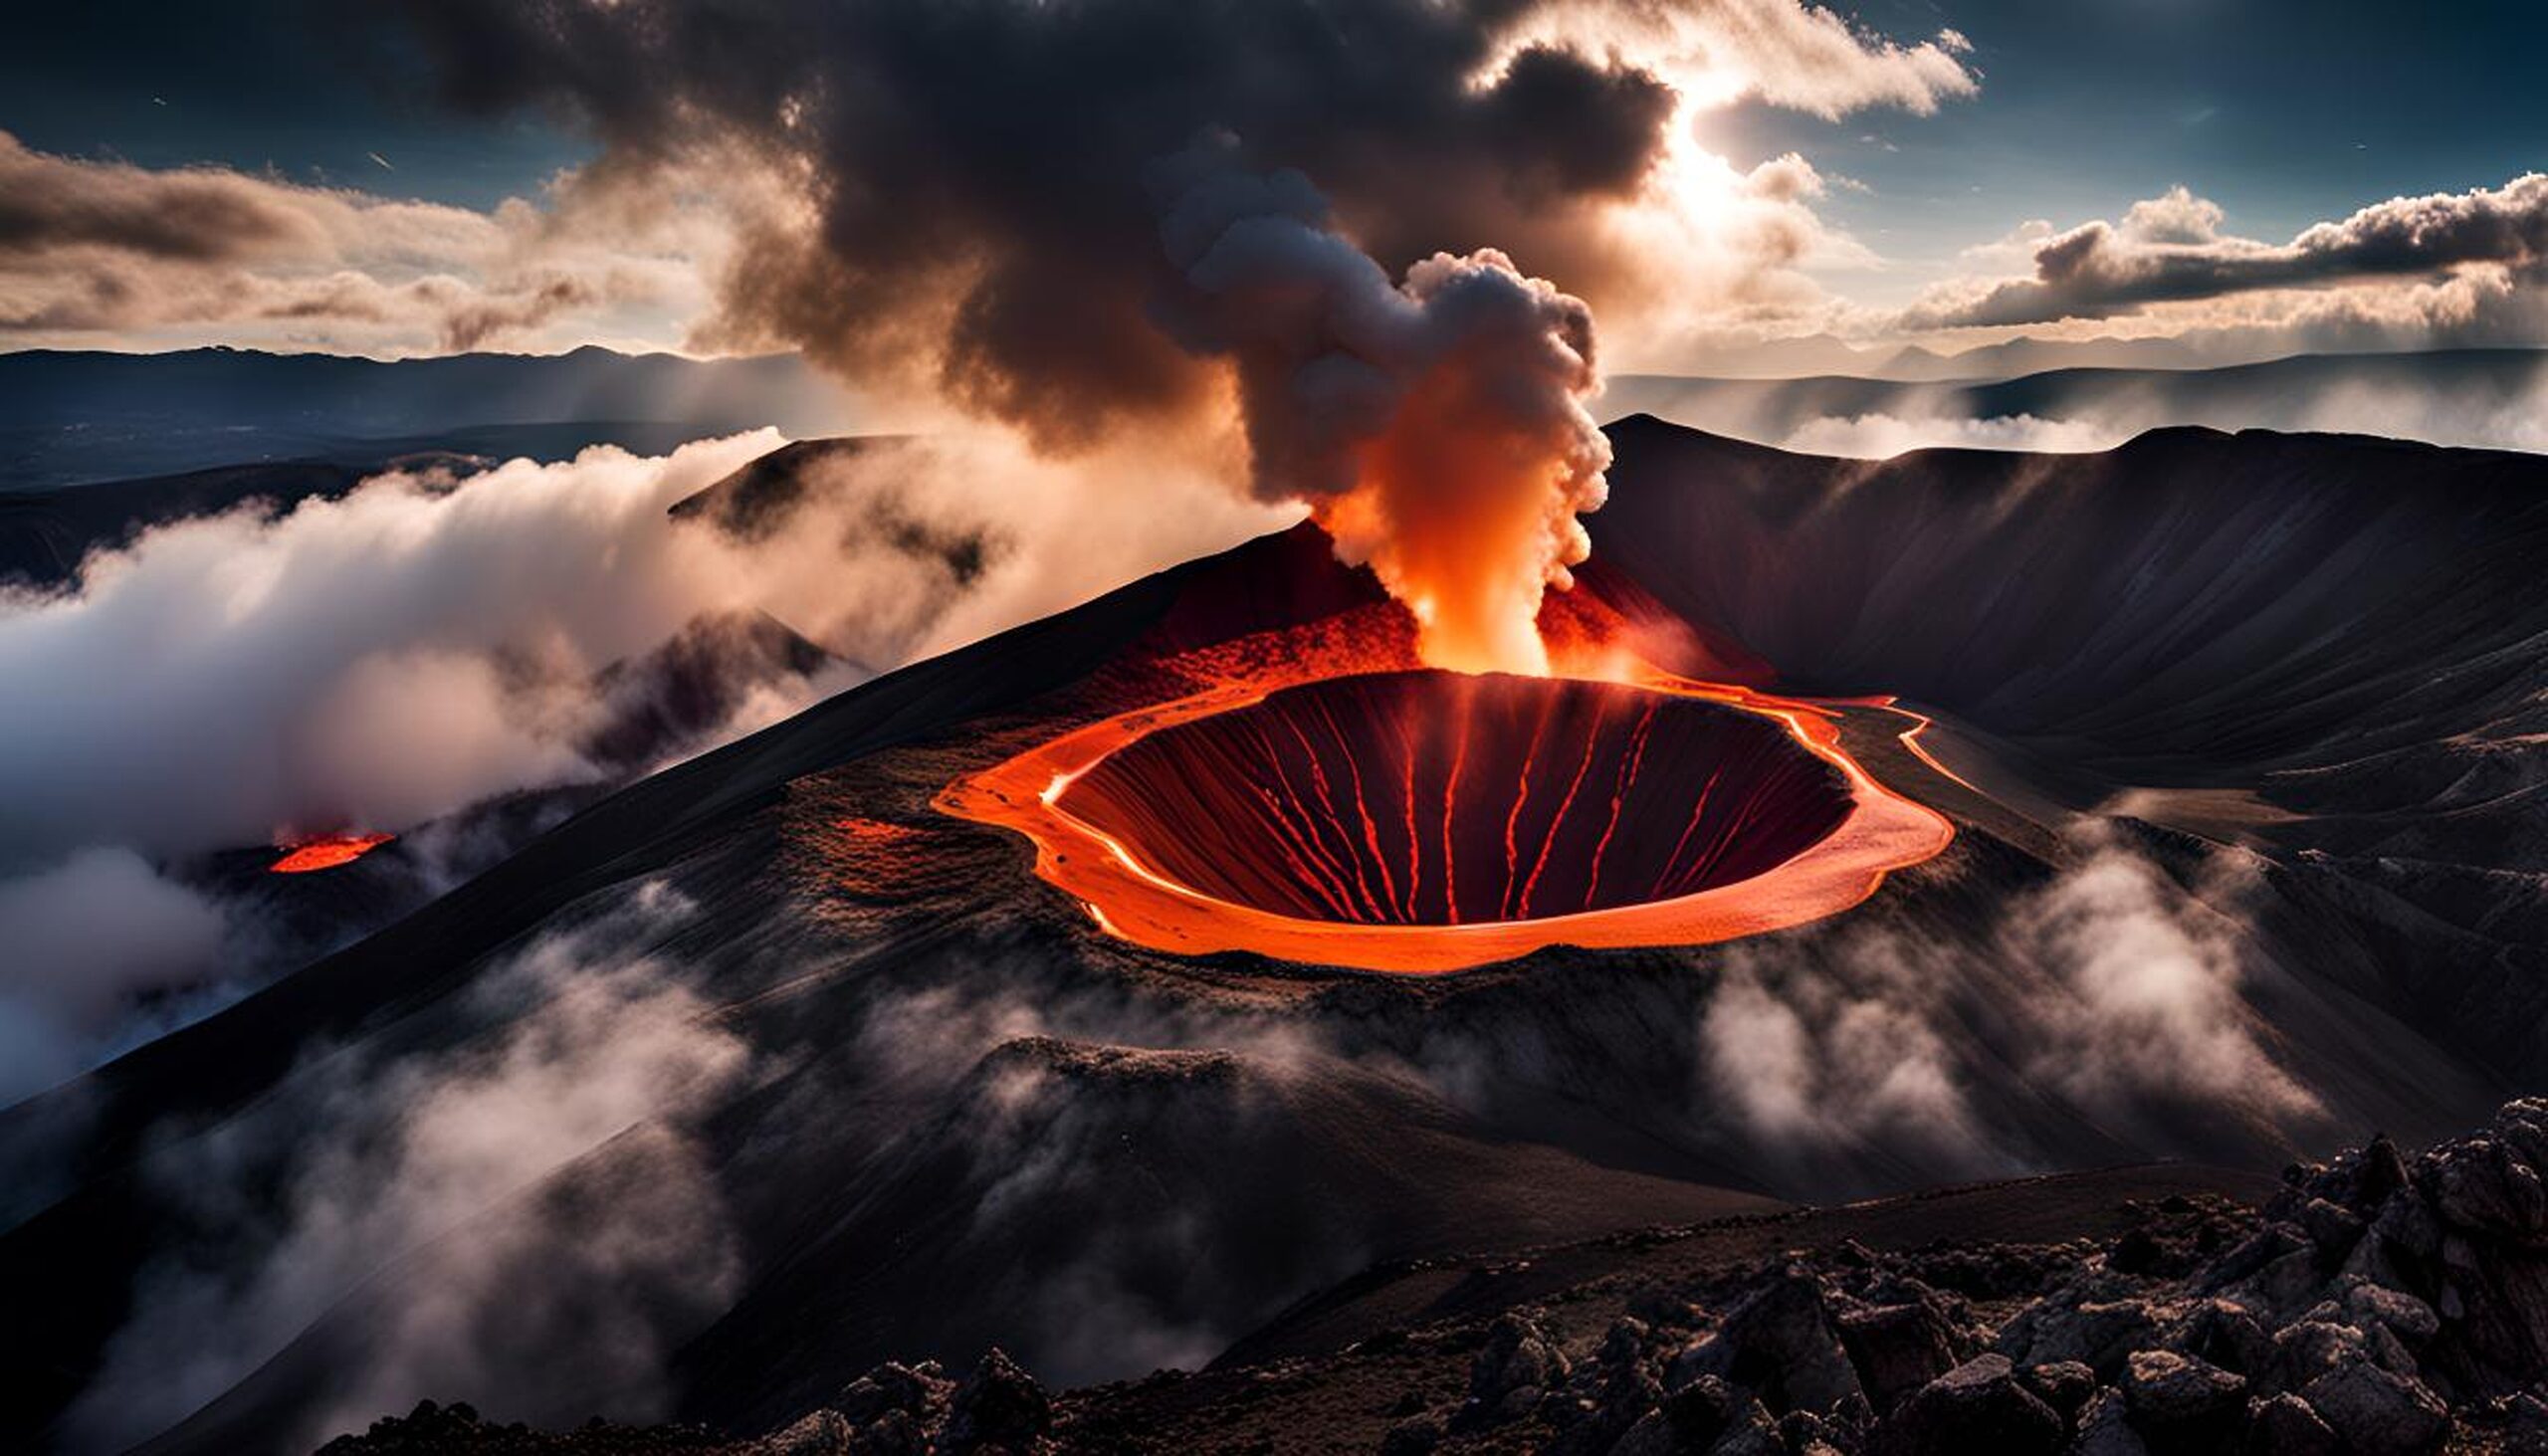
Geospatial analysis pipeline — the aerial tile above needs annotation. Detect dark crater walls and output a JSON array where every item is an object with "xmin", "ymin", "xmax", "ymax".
[{"xmin": 1061, "ymin": 671, "xmax": 1850, "ymax": 926}]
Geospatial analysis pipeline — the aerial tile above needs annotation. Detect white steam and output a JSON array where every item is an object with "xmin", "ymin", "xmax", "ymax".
[
  {"xmin": 0, "ymin": 427, "xmax": 1281, "ymax": 1105},
  {"xmin": 1698, "ymin": 834, "xmax": 2324, "ymax": 1178},
  {"xmin": 2007, "ymin": 846, "xmax": 2321, "ymax": 1125},
  {"xmin": 0, "ymin": 848, "xmax": 230, "ymax": 1104},
  {"xmin": 66, "ymin": 889, "xmax": 749, "ymax": 1453}
]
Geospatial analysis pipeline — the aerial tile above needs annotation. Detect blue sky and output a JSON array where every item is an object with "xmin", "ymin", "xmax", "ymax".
[
  {"xmin": 1709, "ymin": 0, "xmax": 2548, "ymax": 303},
  {"xmin": 17, "ymin": 2, "xmax": 2537, "ymax": 231}
]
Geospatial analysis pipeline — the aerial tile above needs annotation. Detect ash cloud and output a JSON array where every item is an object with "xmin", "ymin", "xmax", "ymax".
[
  {"xmin": 376, "ymin": 0, "xmax": 1975, "ymax": 664},
  {"xmin": 1151, "ymin": 140, "xmax": 1611, "ymax": 672},
  {"xmin": 389, "ymin": 0, "xmax": 1689, "ymax": 435}
]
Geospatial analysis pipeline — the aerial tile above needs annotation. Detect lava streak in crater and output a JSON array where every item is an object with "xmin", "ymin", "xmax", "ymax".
[{"xmin": 939, "ymin": 625, "xmax": 1951, "ymax": 973}]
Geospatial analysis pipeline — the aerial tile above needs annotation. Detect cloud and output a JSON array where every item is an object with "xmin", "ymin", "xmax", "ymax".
[
  {"xmin": 0, "ymin": 131, "xmax": 723, "ymax": 355},
  {"xmin": 0, "ymin": 427, "xmax": 1281, "ymax": 1105},
  {"xmin": 1484, "ymin": 0, "xmax": 1977, "ymax": 120},
  {"xmin": 64, "ymin": 888, "xmax": 750, "ymax": 1452},
  {"xmin": 0, "ymin": 433, "xmax": 779, "ymax": 870},
  {"xmin": 0, "ymin": 848, "xmax": 230, "ymax": 1105},
  {"xmin": 1905, "ymin": 173, "xmax": 2548, "ymax": 340},
  {"xmin": 1694, "ymin": 832, "xmax": 2325, "ymax": 1186},
  {"xmin": 2121, "ymin": 183, "xmax": 2226, "ymax": 246},
  {"xmin": 1779, "ymin": 411, "xmax": 2127, "ymax": 458}
]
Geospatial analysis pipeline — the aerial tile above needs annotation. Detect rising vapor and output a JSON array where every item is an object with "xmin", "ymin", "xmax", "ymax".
[{"xmin": 1152, "ymin": 141, "xmax": 1610, "ymax": 673}]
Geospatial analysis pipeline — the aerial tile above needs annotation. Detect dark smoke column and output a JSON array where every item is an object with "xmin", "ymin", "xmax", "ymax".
[
  {"xmin": 1152, "ymin": 140, "xmax": 1611, "ymax": 675},
  {"xmin": 386, "ymin": 0, "xmax": 1657, "ymax": 669}
]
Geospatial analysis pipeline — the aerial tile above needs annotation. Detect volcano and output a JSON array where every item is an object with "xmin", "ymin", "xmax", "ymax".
[{"xmin": 8, "ymin": 418, "xmax": 2548, "ymax": 1455}]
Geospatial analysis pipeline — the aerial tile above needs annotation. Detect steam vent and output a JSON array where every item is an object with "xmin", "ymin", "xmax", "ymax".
[{"xmin": 943, "ymin": 667, "xmax": 1951, "ymax": 972}]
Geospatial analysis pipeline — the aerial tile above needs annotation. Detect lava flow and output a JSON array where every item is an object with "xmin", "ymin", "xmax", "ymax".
[
  {"xmin": 268, "ymin": 832, "xmax": 394, "ymax": 874},
  {"xmin": 937, "ymin": 599, "xmax": 1951, "ymax": 973}
]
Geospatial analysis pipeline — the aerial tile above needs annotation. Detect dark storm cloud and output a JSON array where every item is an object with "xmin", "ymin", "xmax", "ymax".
[
  {"xmin": 1907, "ymin": 172, "xmax": 2548, "ymax": 329},
  {"xmin": 385, "ymin": 0, "xmax": 1681, "ymax": 445}
]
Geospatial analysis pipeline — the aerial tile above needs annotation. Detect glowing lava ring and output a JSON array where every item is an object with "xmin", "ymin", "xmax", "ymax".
[{"xmin": 937, "ymin": 667, "xmax": 1951, "ymax": 973}]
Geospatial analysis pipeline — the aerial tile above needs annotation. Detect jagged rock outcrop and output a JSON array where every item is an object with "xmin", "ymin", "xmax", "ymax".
[{"xmin": 1368, "ymin": 1100, "xmax": 2548, "ymax": 1456}]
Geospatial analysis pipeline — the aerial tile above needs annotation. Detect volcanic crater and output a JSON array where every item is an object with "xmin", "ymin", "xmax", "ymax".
[
  {"xmin": 942, "ymin": 658, "xmax": 1953, "ymax": 972},
  {"xmin": 1065, "ymin": 670, "xmax": 1851, "ymax": 925}
]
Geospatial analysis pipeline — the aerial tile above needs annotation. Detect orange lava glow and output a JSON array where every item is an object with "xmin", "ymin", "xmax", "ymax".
[
  {"xmin": 936, "ymin": 601, "xmax": 1952, "ymax": 973},
  {"xmin": 268, "ymin": 833, "xmax": 394, "ymax": 874}
]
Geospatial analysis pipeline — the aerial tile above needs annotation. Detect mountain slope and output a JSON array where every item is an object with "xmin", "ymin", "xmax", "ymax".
[{"xmin": 6, "ymin": 422, "xmax": 2545, "ymax": 1451}]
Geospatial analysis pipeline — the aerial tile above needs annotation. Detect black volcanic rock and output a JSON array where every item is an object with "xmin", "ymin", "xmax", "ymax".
[
  {"xmin": 941, "ymin": 1350, "xmax": 1050, "ymax": 1453},
  {"xmin": 2121, "ymin": 1348, "xmax": 2245, "ymax": 1445},
  {"xmin": 302, "ymin": 1104, "xmax": 2548, "ymax": 1456},
  {"xmin": 1462, "ymin": 1314, "xmax": 1571, "ymax": 1425},
  {"xmin": 1836, "ymin": 1298, "xmax": 1964, "ymax": 1414},
  {"xmin": 1876, "ymin": 1354, "xmax": 2062, "ymax": 1456}
]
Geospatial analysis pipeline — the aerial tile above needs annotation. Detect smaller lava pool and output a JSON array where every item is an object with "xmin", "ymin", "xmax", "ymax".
[
  {"xmin": 269, "ymin": 832, "xmax": 395, "ymax": 874},
  {"xmin": 940, "ymin": 665, "xmax": 1950, "ymax": 973}
]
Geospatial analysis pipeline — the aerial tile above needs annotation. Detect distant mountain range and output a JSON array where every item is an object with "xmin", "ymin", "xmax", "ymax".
[
  {"xmin": 1607, "ymin": 347, "xmax": 2548, "ymax": 455},
  {"xmin": 9, "ymin": 341, "xmax": 2542, "ymax": 495},
  {"xmin": 0, "ymin": 345, "xmax": 860, "ymax": 491},
  {"xmin": 1672, "ymin": 330, "xmax": 2222, "ymax": 381}
]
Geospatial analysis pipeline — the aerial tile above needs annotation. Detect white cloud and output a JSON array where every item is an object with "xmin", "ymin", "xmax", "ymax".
[
  {"xmin": 1780, "ymin": 411, "xmax": 2127, "ymax": 458},
  {"xmin": 1485, "ymin": 0, "xmax": 1978, "ymax": 119},
  {"xmin": 1904, "ymin": 173, "xmax": 2548, "ymax": 348},
  {"xmin": 0, "ymin": 131, "xmax": 727, "ymax": 355}
]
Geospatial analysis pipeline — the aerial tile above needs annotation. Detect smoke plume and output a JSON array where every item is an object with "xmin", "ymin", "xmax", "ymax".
[
  {"xmin": 1151, "ymin": 141, "xmax": 1610, "ymax": 672},
  {"xmin": 377, "ymin": 0, "xmax": 1978, "ymax": 673}
]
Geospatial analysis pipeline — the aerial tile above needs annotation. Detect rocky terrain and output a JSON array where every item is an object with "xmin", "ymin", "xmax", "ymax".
[{"xmin": 309, "ymin": 1101, "xmax": 2548, "ymax": 1454}]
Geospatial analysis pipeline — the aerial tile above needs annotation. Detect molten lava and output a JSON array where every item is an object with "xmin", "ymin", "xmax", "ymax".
[
  {"xmin": 937, "ymin": 603, "xmax": 1951, "ymax": 973},
  {"xmin": 268, "ymin": 832, "xmax": 394, "ymax": 874},
  {"xmin": 1065, "ymin": 673, "xmax": 1849, "ymax": 926}
]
